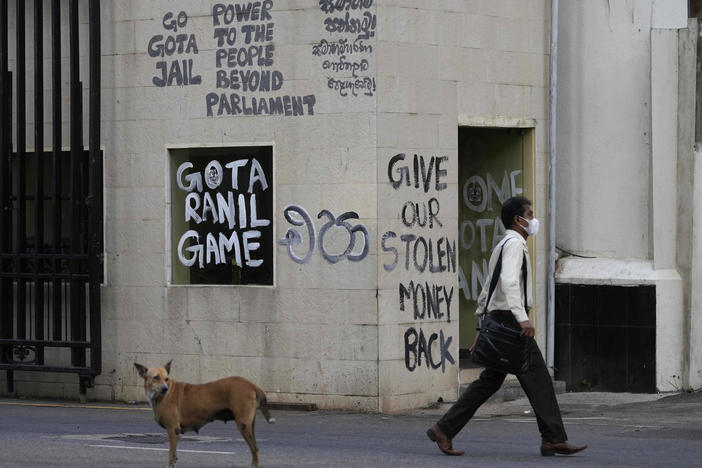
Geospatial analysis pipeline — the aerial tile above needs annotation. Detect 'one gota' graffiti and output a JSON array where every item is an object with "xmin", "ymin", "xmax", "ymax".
[{"xmin": 278, "ymin": 205, "xmax": 369, "ymax": 264}]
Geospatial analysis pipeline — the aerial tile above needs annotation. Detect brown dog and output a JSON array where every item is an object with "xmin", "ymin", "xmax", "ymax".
[{"xmin": 134, "ymin": 361, "xmax": 275, "ymax": 468}]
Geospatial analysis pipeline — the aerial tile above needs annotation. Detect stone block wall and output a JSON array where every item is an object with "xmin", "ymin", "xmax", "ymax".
[{"xmin": 2, "ymin": 0, "xmax": 551, "ymax": 411}]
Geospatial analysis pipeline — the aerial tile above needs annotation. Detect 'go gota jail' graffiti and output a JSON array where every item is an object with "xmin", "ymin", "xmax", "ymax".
[{"xmin": 176, "ymin": 158, "xmax": 271, "ymax": 269}]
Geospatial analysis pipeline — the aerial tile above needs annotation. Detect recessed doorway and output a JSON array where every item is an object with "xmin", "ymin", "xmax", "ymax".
[{"xmin": 458, "ymin": 127, "xmax": 535, "ymax": 362}]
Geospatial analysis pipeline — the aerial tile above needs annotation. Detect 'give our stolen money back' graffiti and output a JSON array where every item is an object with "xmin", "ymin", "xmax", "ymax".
[{"xmin": 382, "ymin": 153, "xmax": 457, "ymax": 374}]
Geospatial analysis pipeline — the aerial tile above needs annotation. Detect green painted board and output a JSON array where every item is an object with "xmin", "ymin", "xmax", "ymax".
[{"xmin": 458, "ymin": 128, "xmax": 526, "ymax": 350}]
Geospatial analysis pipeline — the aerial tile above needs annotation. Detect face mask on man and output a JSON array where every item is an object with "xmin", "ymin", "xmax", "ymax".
[{"xmin": 519, "ymin": 216, "xmax": 540, "ymax": 236}]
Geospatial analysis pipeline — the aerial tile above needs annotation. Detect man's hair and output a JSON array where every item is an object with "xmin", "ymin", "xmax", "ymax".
[{"xmin": 501, "ymin": 196, "xmax": 532, "ymax": 229}]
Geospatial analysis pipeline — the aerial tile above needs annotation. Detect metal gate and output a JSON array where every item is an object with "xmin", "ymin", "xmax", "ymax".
[{"xmin": 0, "ymin": 0, "xmax": 102, "ymax": 395}]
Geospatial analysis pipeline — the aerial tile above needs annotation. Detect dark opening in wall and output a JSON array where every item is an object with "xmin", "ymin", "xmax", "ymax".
[
  {"xmin": 170, "ymin": 146, "xmax": 274, "ymax": 286},
  {"xmin": 691, "ymin": 0, "xmax": 702, "ymax": 18},
  {"xmin": 554, "ymin": 284, "xmax": 656, "ymax": 393}
]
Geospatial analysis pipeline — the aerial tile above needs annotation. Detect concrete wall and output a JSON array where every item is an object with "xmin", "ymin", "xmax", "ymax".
[
  {"xmin": 100, "ymin": 0, "xmax": 381, "ymax": 410},
  {"xmin": 3, "ymin": 0, "xmax": 381, "ymax": 409},
  {"xmin": 375, "ymin": 0, "xmax": 551, "ymax": 411},
  {"xmin": 682, "ymin": 21, "xmax": 702, "ymax": 390},
  {"xmin": 677, "ymin": 21, "xmax": 697, "ymax": 390},
  {"xmin": 2, "ymin": 0, "xmax": 552, "ymax": 410}
]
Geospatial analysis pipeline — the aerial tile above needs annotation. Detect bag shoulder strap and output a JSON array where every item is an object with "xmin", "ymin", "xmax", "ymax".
[{"xmin": 485, "ymin": 238, "xmax": 528, "ymax": 315}]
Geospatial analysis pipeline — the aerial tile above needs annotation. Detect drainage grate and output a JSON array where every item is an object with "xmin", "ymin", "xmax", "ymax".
[
  {"xmin": 103, "ymin": 433, "xmax": 211, "ymax": 445},
  {"xmin": 56, "ymin": 433, "xmax": 235, "ymax": 444}
]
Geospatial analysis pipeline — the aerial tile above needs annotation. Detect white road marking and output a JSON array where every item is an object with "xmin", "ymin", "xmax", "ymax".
[
  {"xmin": 89, "ymin": 444, "xmax": 237, "ymax": 455},
  {"xmin": 49, "ymin": 433, "xmax": 266, "ymax": 442},
  {"xmin": 562, "ymin": 416, "xmax": 609, "ymax": 420},
  {"xmin": 499, "ymin": 417, "xmax": 662, "ymax": 429},
  {"xmin": 502, "ymin": 416, "xmax": 610, "ymax": 422},
  {"xmin": 0, "ymin": 401, "xmax": 150, "ymax": 411}
]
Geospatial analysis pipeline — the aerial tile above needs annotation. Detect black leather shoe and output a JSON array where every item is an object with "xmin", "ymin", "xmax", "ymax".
[
  {"xmin": 541, "ymin": 441, "xmax": 588, "ymax": 456},
  {"xmin": 426, "ymin": 424, "xmax": 465, "ymax": 456}
]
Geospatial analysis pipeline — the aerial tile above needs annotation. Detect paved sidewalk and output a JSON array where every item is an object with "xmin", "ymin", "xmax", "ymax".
[
  {"xmin": 0, "ymin": 389, "xmax": 688, "ymax": 418},
  {"xmin": 414, "ymin": 390, "xmax": 671, "ymax": 419}
]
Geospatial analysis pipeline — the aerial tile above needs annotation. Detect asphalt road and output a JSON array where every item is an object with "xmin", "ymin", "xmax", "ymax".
[{"xmin": 1, "ymin": 395, "xmax": 701, "ymax": 467}]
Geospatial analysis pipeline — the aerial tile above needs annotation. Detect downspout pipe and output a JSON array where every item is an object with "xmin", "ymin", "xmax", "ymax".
[{"xmin": 547, "ymin": 0, "xmax": 559, "ymax": 370}]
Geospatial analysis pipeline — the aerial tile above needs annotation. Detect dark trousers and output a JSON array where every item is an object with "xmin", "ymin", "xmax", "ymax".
[{"xmin": 437, "ymin": 315, "xmax": 568, "ymax": 444}]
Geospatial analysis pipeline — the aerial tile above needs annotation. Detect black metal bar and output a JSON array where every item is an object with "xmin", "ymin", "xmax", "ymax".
[
  {"xmin": 697, "ymin": 21, "xmax": 702, "ymax": 142},
  {"xmin": 51, "ymin": 0, "xmax": 62, "ymax": 341},
  {"xmin": 0, "ymin": 252, "xmax": 89, "ymax": 260},
  {"xmin": 0, "ymin": 364, "xmax": 98, "ymax": 374},
  {"xmin": 8, "ymin": 194, "xmax": 71, "ymax": 201},
  {"xmin": 0, "ymin": 0, "xmax": 12, "ymax": 376},
  {"xmin": 2, "ymin": 70, "xmax": 10, "ymax": 388},
  {"xmin": 3, "ymin": 67, "xmax": 8, "ymax": 347},
  {"xmin": 34, "ymin": 0, "xmax": 45, "ymax": 365},
  {"xmin": 88, "ymin": 0, "xmax": 102, "ymax": 375},
  {"xmin": 15, "ymin": 0, "xmax": 27, "ymax": 342},
  {"xmin": 0, "ymin": 339, "xmax": 92, "ymax": 348},
  {"xmin": 69, "ymin": 0, "xmax": 85, "ymax": 368},
  {"xmin": 0, "ymin": 272, "xmax": 90, "ymax": 281}
]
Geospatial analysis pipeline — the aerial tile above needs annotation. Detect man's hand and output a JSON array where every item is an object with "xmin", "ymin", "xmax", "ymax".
[{"xmin": 519, "ymin": 320, "xmax": 535, "ymax": 338}]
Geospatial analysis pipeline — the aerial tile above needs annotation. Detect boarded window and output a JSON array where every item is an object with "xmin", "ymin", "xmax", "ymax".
[{"xmin": 170, "ymin": 146, "xmax": 273, "ymax": 285}]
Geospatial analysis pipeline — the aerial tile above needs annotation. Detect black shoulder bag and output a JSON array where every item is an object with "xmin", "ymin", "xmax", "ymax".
[{"xmin": 470, "ymin": 241, "xmax": 530, "ymax": 375}]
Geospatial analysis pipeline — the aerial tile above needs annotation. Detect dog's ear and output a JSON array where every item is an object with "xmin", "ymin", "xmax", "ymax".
[
  {"xmin": 163, "ymin": 360, "xmax": 172, "ymax": 375},
  {"xmin": 134, "ymin": 363, "xmax": 148, "ymax": 379}
]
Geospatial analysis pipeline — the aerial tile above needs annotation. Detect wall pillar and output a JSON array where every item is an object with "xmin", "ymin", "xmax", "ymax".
[{"xmin": 651, "ymin": 27, "xmax": 684, "ymax": 391}]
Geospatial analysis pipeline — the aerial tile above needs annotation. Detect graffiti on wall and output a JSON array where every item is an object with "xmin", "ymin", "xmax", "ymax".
[
  {"xmin": 147, "ymin": 2, "xmax": 317, "ymax": 117},
  {"xmin": 381, "ymin": 153, "xmax": 456, "ymax": 373},
  {"xmin": 311, "ymin": 0, "xmax": 376, "ymax": 97},
  {"xmin": 457, "ymin": 170, "xmax": 522, "ymax": 302},
  {"xmin": 148, "ymin": 10, "xmax": 202, "ymax": 87},
  {"xmin": 175, "ymin": 158, "xmax": 271, "ymax": 269},
  {"xmin": 278, "ymin": 205, "xmax": 369, "ymax": 264},
  {"xmin": 207, "ymin": 1, "xmax": 316, "ymax": 116}
]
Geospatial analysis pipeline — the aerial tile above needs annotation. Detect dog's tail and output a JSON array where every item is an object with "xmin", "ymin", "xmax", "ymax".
[{"xmin": 256, "ymin": 388, "xmax": 275, "ymax": 424}]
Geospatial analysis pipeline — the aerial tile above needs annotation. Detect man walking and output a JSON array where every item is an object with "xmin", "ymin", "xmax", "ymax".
[{"xmin": 426, "ymin": 196, "xmax": 587, "ymax": 457}]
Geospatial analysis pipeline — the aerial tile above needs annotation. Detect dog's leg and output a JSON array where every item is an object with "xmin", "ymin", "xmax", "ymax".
[
  {"xmin": 236, "ymin": 419, "xmax": 259, "ymax": 468},
  {"xmin": 167, "ymin": 428, "xmax": 179, "ymax": 467}
]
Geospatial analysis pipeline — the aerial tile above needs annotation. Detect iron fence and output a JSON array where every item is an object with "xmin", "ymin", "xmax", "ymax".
[{"xmin": 0, "ymin": 0, "xmax": 102, "ymax": 395}]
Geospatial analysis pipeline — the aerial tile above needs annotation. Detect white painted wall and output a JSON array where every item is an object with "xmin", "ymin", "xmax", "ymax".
[
  {"xmin": 557, "ymin": 0, "xmax": 652, "ymax": 259},
  {"xmin": 690, "ymin": 146, "xmax": 702, "ymax": 389}
]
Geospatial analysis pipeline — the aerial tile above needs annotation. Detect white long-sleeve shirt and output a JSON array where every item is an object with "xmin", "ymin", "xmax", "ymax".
[{"xmin": 474, "ymin": 229, "xmax": 533, "ymax": 323}]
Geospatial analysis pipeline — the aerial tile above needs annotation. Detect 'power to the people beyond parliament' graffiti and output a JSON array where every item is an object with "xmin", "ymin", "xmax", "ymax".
[
  {"xmin": 382, "ymin": 153, "xmax": 456, "ymax": 374},
  {"xmin": 147, "ymin": 2, "xmax": 317, "ymax": 117},
  {"xmin": 311, "ymin": 0, "xmax": 376, "ymax": 97}
]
